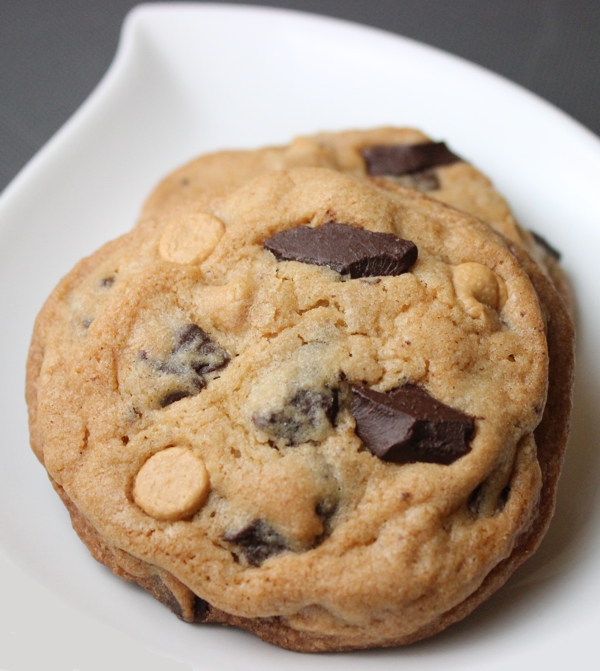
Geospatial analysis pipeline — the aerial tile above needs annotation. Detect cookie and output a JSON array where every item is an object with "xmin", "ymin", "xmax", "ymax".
[
  {"xmin": 144, "ymin": 127, "xmax": 573, "ymax": 314},
  {"xmin": 27, "ymin": 163, "xmax": 574, "ymax": 651}
]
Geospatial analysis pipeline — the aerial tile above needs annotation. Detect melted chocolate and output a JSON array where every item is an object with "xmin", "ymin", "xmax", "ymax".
[
  {"xmin": 253, "ymin": 386, "xmax": 340, "ymax": 446},
  {"xmin": 223, "ymin": 519, "xmax": 289, "ymax": 566}
]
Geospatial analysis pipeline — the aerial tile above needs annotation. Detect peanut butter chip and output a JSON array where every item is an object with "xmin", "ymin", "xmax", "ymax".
[
  {"xmin": 159, "ymin": 213, "xmax": 225, "ymax": 264},
  {"xmin": 133, "ymin": 446, "xmax": 210, "ymax": 521},
  {"xmin": 453, "ymin": 262, "xmax": 502, "ymax": 318}
]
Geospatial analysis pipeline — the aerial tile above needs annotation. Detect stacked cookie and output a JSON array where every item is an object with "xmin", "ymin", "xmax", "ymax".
[{"xmin": 26, "ymin": 129, "xmax": 574, "ymax": 651}]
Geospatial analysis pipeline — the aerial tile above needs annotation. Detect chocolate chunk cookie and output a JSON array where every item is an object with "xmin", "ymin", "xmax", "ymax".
[{"xmin": 27, "ymin": 156, "xmax": 574, "ymax": 651}]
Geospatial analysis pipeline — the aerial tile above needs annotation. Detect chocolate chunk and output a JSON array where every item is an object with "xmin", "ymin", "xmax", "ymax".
[
  {"xmin": 264, "ymin": 223, "xmax": 417, "ymax": 278},
  {"xmin": 253, "ymin": 386, "xmax": 340, "ymax": 446},
  {"xmin": 468, "ymin": 480, "xmax": 511, "ymax": 516},
  {"xmin": 531, "ymin": 231, "xmax": 561, "ymax": 260},
  {"xmin": 315, "ymin": 499, "xmax": 337, "ymax": 522},
  {"xmin": 144, "ymin": 574, "xmax": 185, "ymax": 619},
  {"xmin": 499, "ymin": 485, "xmax": 511, "ymax": 507},
  {"xmin": 193, "ymin": 596, "xmax": 210, "ymax": 622},
  {"xmin": 171, "ymin": 324, "xmax": 230, "ymax": 376},
  {"xmin": 152, "ymin": 324, "xmax": 229, "ymax": 407},
  {"xmin": 351, "ymin": 384, "xmax": 474, "ymax": 465},
  {"xmin": 160, "ymin": 390, "xmax": 193, "ymax": 408},
  {"xmin": 361, "ymin": 142, "xmax": 462, "ymax": 176},
  {"xmin": 162, "ymin": 323, "xmax": 229, "ymax": 379},
  {"xmin": 385, "ymin": 169, "xmax": 440, "ymax": 192},
  {"xmin": 467, "ymin": 482, "xmax": 485, "ymax": 515},
  {"xmin": 314, "ymin": 498, "xmax": 338, "ymax": 544},
  {"xmin": 223, "ymin": 519, "xmax": 289, "ymax": 566}
]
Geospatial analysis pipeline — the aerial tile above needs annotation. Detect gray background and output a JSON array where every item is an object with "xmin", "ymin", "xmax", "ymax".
[
  {"xmin": 1, "ymin": 1, "xmax": 599, "ymax": 669},
  {"xmin": 1, "ymin": 0, "xmax": 600, "ymax": 193}
]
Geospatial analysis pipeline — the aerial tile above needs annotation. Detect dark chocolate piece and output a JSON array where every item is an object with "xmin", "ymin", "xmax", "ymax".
[
  {"xmin": 171, "ymin": 324, "xmax": 230, "ymax": 376},
  {"xmin": 315, "ymin": 499, "xmax": 337, "ymax": 522},
  {"xmin": 361, "ymin": 142, "xmax": 462, "ymax": 176},
  {"xmin": 264, "ymin": 223, "xmax": 417, "ymax": 278},
  {"xmin": 386, "ymin": 169, "xmax": 440, "ymax": 192},
  {"xmin": 467, "ymin": 482, "xmax": 485, "ymax": 515},
  {"xmin": 499, "ymin": 485, "xmax": 511, "ymax": 508},
  {"xmin": 351, "ymin": 384, "xmax": 474, "ymax": 465},
  {"xmin": 163, "ymin": 324, "xmax": 229, "ymax": 378},
  {"xmin": 193, "ymin": 596, "xmax": 210, "ymax": 623},
  {"xmin": 314, "ymin": 498, "xmax": 338, "ymax": 545},
  {"xmin": 223, "ymin": 519, "xmax": 289, "ymax": 566},
  {"xmin": 145, "ymin": 574, "xmax": 185, "ymax": 620},
  {"xmin": 468, "ymin": 480, "xmax": 511, "ymax": 516},
  {"xmin": 152, "ymin": 324, "xmax": 230, "ymax": 407},
  {"xmin": 531, "ymin": 231, "xmax": 561, "ymax": 260},
  {"xmin": 160, "ymin": 390, "xmax": 193, "ymax": 408},
  {"xmin": 253, "ymin": 386, "xmax": 340, "ymax": 446}
]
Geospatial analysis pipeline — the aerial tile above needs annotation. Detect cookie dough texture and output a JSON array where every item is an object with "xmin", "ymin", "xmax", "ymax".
[{"xmin": 27, "ymin": 136, "xmax": 574, "ymax": 652}]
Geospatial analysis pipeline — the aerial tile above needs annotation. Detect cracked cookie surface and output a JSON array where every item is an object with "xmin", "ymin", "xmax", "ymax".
[{"xmin": 27, "ymin": 162, "xmax": 573, "ymax": 651}]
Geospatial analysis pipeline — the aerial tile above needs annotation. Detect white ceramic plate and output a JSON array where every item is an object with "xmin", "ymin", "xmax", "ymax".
[{"xmin": 2, "ymin": 4, "xmax": 600, "ymax": 670}]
